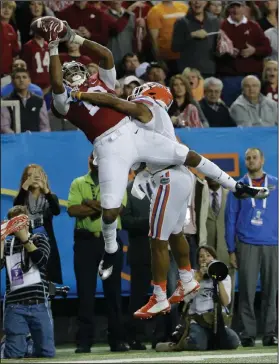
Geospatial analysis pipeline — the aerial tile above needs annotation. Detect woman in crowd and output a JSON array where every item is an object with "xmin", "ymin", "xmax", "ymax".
[
  {"xmin": 13, "ymin": 164, "xmax": 63, "ymax": 285},
  {"xmin": 206, "ymin": 1, "xmax": 224, "ymax": 18},
  {"xmin": 15, "ymin": 1, "xmax": 54, "ymax": 45},
  {"xmin": 182, "ymin": 68, "xmax": 204, "ymax": 102},
  {"xmin": 261, "ymin": 60, "xmax": 278, "ymax": 102},
  {"xmin": 168, "ymin": 74, "xmax": 206, "ymax": 128},
  {"xmin": 258, "ymin": 0, "xmax": 277, "ymax": 31}
]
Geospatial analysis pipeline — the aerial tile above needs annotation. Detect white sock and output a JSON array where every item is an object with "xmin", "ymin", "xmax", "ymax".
[
  {"xmin": 101, "ymin": 219, "xmax": 118, "ymax": 254},
  {"xmin": 196, "ymin": 156, "xmax": 237, "ymax": 192},
  {"xmin": 179, "ymin": 269, "xmax": 193, "ymax": 284},
  {"xmin": 153, "ymin": 283, "xmax": 167, "ymax": 301}
]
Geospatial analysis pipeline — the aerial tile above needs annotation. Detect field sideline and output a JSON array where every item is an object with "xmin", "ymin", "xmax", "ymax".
[{"xmin": 2, "ymin": 344, "xmax": 277, "ymax": 363}]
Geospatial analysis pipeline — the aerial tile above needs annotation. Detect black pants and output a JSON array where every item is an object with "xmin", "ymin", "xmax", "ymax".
[
  {"xmin": 127, "ymin": 236, "xmax": 152, "ymax": 341},
  {"xmin": 73, "ymin": 229, "xmax": 124, "ymax": 348}
]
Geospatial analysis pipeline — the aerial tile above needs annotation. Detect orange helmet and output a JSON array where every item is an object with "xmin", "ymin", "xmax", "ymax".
[{"xmin": 131, "ymin": 82, "xmax": 173, "ymax": 111}]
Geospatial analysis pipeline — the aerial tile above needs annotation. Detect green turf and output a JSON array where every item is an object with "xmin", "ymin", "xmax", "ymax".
[{"xmin": 2, "ymin": 344, "xmax": 277, "ymax": 363}]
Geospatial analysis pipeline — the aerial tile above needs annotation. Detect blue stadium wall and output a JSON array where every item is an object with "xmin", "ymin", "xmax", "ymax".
[{"xmin": 1, "ymin": 127, "xmax": 277, "ymax": 297}]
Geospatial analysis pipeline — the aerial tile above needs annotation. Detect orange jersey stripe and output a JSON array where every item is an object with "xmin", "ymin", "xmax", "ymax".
[
  {"xmin": 150, "ymin": 184, "xmax": 163, "ymax": 237},
  {"xmin": 156, "ymin": 172, "xmax": 170, "ymax": 239}
]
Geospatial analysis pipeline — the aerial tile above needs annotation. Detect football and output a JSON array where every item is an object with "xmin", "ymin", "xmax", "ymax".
[{"xmin": 30, "ymin": 16, "xmax": 67, "ymax": 43}]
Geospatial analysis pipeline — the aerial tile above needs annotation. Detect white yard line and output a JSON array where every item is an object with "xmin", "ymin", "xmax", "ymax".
[{"xmin": 27, "ymin": 352, "xmax": 277, "ymax": 364}]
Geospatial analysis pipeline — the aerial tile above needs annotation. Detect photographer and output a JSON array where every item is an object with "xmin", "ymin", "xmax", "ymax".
[
  {"xmin": 157, "ymin": 245, "xmax": 240, "ymax": 352},
  {"xmin": 0, "ymin": 206, "xmax": 55, "ymax": 359}
]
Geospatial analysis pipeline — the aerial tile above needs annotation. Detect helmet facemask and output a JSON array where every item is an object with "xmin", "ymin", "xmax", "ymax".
[{"xmin": 62, "ymin": 61, "xmax": 89, "ymax": 88}]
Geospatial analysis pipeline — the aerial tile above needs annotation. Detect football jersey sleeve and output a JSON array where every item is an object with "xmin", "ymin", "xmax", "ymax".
[
  {"xmin": 52, "ymin": 87, "xmax": 70, "ymax": 116},
  {"xmin": 98, "ymin": 66, "xmax": 117, "ymax": 91}
]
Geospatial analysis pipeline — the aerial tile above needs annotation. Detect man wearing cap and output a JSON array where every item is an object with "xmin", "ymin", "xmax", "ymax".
[
  {"xmin": 121, "ymin": 75, "xmax": 142, "ymax": 99},
  {"xmin": 217, "ymin": 0, "xmax": 272, "ymax": 106},
  {"xmin": 67, "ymin": 153, "xmax": 128, "ymax": 354},
  {"xmin": 146, "ymin": 62, "xmax": 168, "ymax": 86}
]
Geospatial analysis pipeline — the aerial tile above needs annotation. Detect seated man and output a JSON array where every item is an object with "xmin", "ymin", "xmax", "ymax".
[
  {"xmin": 200, "ymin": 77, "xmax": 236, "ymax": 127},
  {"xmin": 1, "ymin": 68, "xmax": 50, "ymax": 133},
  {"xmin": 230, "ymin": 75, "xmax": 278, "ymax": 127},
  {"xmin": 1, "ymin": 59, "xmax": 43, "ymax": 98},
  {"xmin": 0, "ymin": 206, "xmax": 55, "ymax": 359}
]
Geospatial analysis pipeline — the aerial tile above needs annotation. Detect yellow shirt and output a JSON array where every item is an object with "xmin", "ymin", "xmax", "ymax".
[
  {"xmin": 147, "ymin": 1, "xmax": 188, "ymax": 60},
  {"xmin": 68, "ymin": 173, "xmax": 127, "ymax": 233}
]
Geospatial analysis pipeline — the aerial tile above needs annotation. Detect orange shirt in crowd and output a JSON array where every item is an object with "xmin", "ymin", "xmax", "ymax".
[
  {"xmin": 147, "ymin": 1, "xmax": 188, "ymax": 60},
  {"xmin": 192, "ymin": 79, "xmax": 204, "ymax": 102}
]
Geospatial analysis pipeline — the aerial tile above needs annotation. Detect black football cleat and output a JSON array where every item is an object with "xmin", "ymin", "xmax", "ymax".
[
  {"xmin": 234, "ymin": 182, "xmax": 269, "ymax": 200},
  {"xmin": 98, "ymin": 245, "xmax": 120, "ymax": 280}
]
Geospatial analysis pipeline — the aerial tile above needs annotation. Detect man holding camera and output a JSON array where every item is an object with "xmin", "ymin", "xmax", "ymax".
[
  {"xmin": 0, "ymin": 206, "xmax": 55, "ymax": 359},
  {"xmin": 225, "ymin": 148, "xmax": 278, "ymax": 347}
]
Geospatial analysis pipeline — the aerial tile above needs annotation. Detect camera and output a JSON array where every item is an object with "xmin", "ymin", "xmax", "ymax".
[
  {"xmin": 207, "ymin": 260, "xmax": 228, "ymax": 282},
  {"xmin": 48, "ymin": 284, "xmax": 70, "ymax": 299},
  {"xmin": 171, "ymin": 324, "xmax": 186, "ymax": 344}
]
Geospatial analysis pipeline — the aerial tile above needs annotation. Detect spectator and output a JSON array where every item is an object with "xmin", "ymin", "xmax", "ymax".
[
  {"xmin": 200, "ymin": 77, "xmax": 236, "ymax": 127},
  {"xmin": 206, "ymin": 1, "xmax": 224, "ymax": 18},
  {"xmin": 230, "ymin": 75, "xmax": 278, "ymax": 127},
  {"xmin": 118, "ymin": 53, "xmax": 141, "ymax": 86},
  {"xmin": 1, "ymin": 59, "xmax": 43, "ymax": 98},
  {"xmin": 121, "ymin": 76, "xmax": 141, "ymax": 99},
  {"xmin": 59, "ymin": 41, "xmax": 92, "ymax": 66},
  {"xmin": 1, "ymin": 1, "xmax": 17, "ymax": 31},
  {"xmin": 258, "ymin": 0, "xmax": 277, "ymax": 32},
  {"xmin": 225, "ymin": 148, "xmax": 278, "ymax": 347},
  {"xmin": 121, "ymin": 169, "xmax": 151, "ymax": 350},
  {"xmin": 0, "ymin": 13, "xmax": 20, "ymax": 81},
  {"xmin": 106, "ymin": 1, "xmax": 136, "ymax": 72},
  {"xmin": 146, "ymin": 61, "xmax": 167, "ymax": 85},
  {"xmin": 147, "ymin": 0, "xmax": 188, "ymax": 75},
  {"xmin": 21, "ymin": 30, "xmax": 50, "ymax": 95},
  {"xmin": 172, "ymin": 0, "xmax": 220, "ymax": 77},
  {"xmin": 159, "ymin": 246, "xmax": 239, "ymax": 351},
  {"xmin": 168, "ymin": 75, "xmax": 204, "ymax": 128},
  {"xmin": 87, "ymin": 62, "xmax": 99, "ymax": 76},
  {"xmin": 57, "ymin": 1, "xmax": 130, "ymax": 62},
  {"xmin": 217, "ymin": 0, "xmax": 272, "ymax": 106},
  {"xmin": 15, "ymin": 1, "xmax": 54, "ymax": 46},
  {"xmin": 265, "ymin": 27, "xmax": 278, "ymax": 61},
  {"xmin": 67, "ymin": 152, "xmax": 128, "ymax": 353},
  {"xmin": 261, "ymin": 60, "xmax": 278, "ymax": 102},
  {"xmin": 1, "ymin": 205, "xmax": 55, "ymax": 359},
  {"xmin": 13, "ymin": 164, "xmax": 63, "ymax": 285},
  {"xmin": 182, "ymin": 175, "xmax": 209, "ymax": 269},
  {"xmin": 45, "ymin": 0, "xmax": 74, "ymax": 12},
  {"xmin": 1, "ymin": 68, "xmax": 50, "ymax": 133},
  {"xmin": 182, "ymin": 68, "xmax": 204, "ymax": 102},
  {"xmin": 243, "ymin": 1, "xmax": 261, "ymax": 22}
]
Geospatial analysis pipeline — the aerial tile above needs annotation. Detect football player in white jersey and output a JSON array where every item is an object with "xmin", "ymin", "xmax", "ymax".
[{"xmin": 70, "ymin": 83, "xmax": 269, "ymax": 317}]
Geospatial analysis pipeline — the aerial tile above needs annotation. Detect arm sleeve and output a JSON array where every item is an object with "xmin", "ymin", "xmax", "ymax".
[
  {"xmin": 52, "ymin": 88, "xmax": 70, "ymax": 116},
  {"xmin": 253, "ymin": 23, "xmax": 272, "ymax": 57},
  {"xmin": 225, "ymin": 191, "xmax": 240, "ymax": 253},
  {"xmin": 146, "ymin": 7, "xmax": 162, "ymax": 30},
  {"xmin": 45, "ymin": 193, "xmax": 60, "ymax": 216},
  {"xmin": 98, "ymin": 66, "xmax": 117, "ymax": 91},
  {"xmin": 171, "ymin": 18, "xmax": 191, "ymax": 52},
  {"xmin": 39, "ymin": 101, "xmax": 51, "ymax": 131},
  {"xmin": 68, "ymin": 179, "xmax": 83, "ymax": 208},
  {"xmin": 29, "ymin": 234, "xmax": 50, "ymax": 268},
  {"xmin": 0, "ymin": 106, "xmax": 14, "ymax": 134},
  {"xmin": 14, "ymin": 188, "xmax": 28, "ymax": 206}
]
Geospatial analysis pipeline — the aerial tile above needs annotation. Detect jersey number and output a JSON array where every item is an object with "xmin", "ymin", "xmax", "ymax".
[
  {"xmin": 35, "ymin": 52, "xmax": 50, "ymax": 73},
  {"xmin": 82, "ymin": 86, "xmax": 107, "ymax": 117}
]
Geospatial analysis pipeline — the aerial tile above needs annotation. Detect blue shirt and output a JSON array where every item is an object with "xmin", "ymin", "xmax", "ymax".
[
  {"xmin": 1, "ymin": 83, "xmax": 43, "ymax": 98},
  {"xmin": 225, "ymin": 174, "xmax": 278, "ymax": 252}
]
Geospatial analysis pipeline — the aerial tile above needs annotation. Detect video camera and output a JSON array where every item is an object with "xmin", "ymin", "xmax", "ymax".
[
  {"xmin": 207, "ymin": 260, "xmax": 228, "ymax": 282},
  {"xmin": 48, "ymin": 284, "xmax": 70, "ymax": 300}
]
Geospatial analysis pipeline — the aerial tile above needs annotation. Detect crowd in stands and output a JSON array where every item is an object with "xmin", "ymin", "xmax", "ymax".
[{"xmin": 1, "ymin": 0, "xmax": 278, "ymax": 133}]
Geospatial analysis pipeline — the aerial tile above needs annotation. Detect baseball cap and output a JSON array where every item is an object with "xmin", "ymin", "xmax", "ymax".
[
  {"xmin": 123, "ymin": 75, "xmax": 141, "ymax": 86},
  {"xmin": 227, "ymin": 0, "xmax": 245, "ymax": 7}
]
